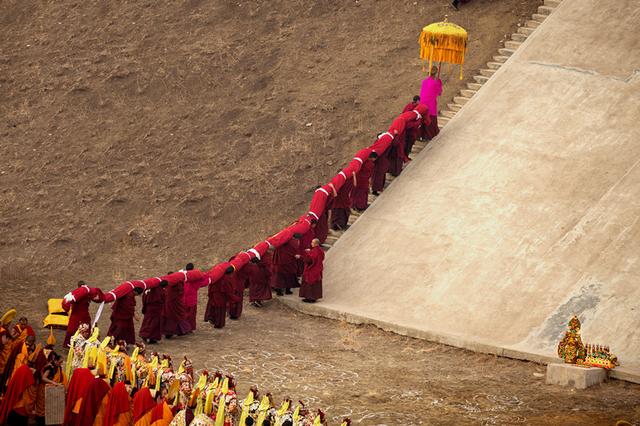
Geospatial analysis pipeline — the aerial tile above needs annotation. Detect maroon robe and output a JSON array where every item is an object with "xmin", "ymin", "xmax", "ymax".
[
  {"xmin": 64, "ymin": 294, "xmax": 93, "ymax": 348},
  {"xmin": 107, "ymin": 292, "xmax": 136, "ymax": 345},
  {"xmin": 315, "ymin": 207, "xmax": 330, "ymax": 244},
  {"xmin": 163, "ymin": 282, "xmax": 190, "ymax": 336},
  {"xmin": 423, "ymin": 114, "xmax": 439, "ymax": 139},
  {"xmin": 139, "ymin": 287, "xmax": 165, "ymax": 342},
  {"xmin": 299, "ymin": 246, "xmax": 325, "ymax": 301},
  {"xmin": 271, "ymin": 239, "xmax": 300, "ymax": 290},
  {"xmin": 246, "ymin": 261, "xmax": 272, "ymax": 303},
  {"xmin": 205, "ymin": 279, "xmax": 240, "ymax": 329},
  {"xmin": 331, "ymin": 175, "xmax": 353, "ymax": 230},
  {"xmin": 371, "ymin": 150, "xmax": 390, "ymax": 193},
  {"xmin": 352, "ymin": 159, "xmax": 374, "ymax": 210},
  {"xmin": 227, "ymin": 269, "xmax": 248, "ymax": 320}
]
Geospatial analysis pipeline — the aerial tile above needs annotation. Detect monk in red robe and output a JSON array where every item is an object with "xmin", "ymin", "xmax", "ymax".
[
  {"xmin": 183, "ymin": 264, "xmax": 211, "ymax": 332},
  {"xmin": 331, "ymin": 171, "xmax": 355, "ymax": 230},
  {"xmin": 271, "ymin": 235, "xmax": 301, "ymax": 296},
  {"xmin": 77, "ymin": 375, "xmax": 111, "ymax": 426},
  {"xmin": 105, "ymin": 381, "xmax": 133, "ymax": 425},
  {"xmin": 133, "ymin": 387, "xmax": 156, "ymax": 426},
  {"xmin": 402, "ymin": 96, "xmax": 423, "ymax": 155},
  {"xmin": 205, "ymin": 270, "xmax": 240, "ymax": 329},
  {"xmin": 371, "ymin": 145, "xmax": 390, "ymax": 196},
  {"xmin": 297, "ymin": 239, "xmax": 325, "ymax": 303},
  {"xmin": 107, "ymin": 288, "xmax": 140, "ymax": 345},
  {"xmin": 64, "ymin": 368, "xmax": 96, "ymax": 426},
  {"xmin": 351, "ymin": 151, "xmax": 377, "ymax": 211},
  {"xmin": 163, "ymin": 275, "xmax": 191, "ymax": 338},
  {"xmin": 63, "ymin": 281, "xmax": 100, "ymax": 347},
  {"xmin": 246, "ymin": 256, "xmax": 272, "ymax": 308},
  {"xmin": 0, "ymin": 364, "xmax": 35, "ymax": 425},
  {"xmin": 227, "ymin": 262, "xmax": 248, "ymax": 320},
  {"xmin": 140, "ymin": 281, "xmax": 167, "ymax": 344}
]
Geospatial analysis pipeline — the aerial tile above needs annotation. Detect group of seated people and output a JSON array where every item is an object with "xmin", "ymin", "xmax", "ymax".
[{"xmin": 0, "ymin": 314, "xmax": 350, "ymax": 425}]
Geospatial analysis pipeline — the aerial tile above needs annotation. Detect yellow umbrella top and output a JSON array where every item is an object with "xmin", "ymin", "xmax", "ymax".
[{"xmin": 419, "ymin": 19, "xmax": 468, "ymax": 79}]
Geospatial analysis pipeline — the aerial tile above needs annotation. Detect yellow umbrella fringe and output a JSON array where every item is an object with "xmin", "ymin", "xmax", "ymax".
[{"xmin": 215, "ymin": 398, "xmax": 225, "ymax": 426}]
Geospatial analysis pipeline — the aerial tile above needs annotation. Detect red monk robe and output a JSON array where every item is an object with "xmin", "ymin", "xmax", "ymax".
[
  {"xmin": 271, "ymin": 237, "xmax": 300, "ymax": 295},
  {"xmin": 388, "ymin": 115, "xmax": 410, "ymax": 177},
  {"xmin": 183, "ymin": 273, "xmax": 211, "ymax": 332},
  {"xmin": 246, "ymin": 259, "xmax": 272, "ymax": 305},
  {"xmin": 227, "ymin": 267, "xmax": 248, "ymax": 320},
  {"xmin": 64, "ymin": 368, "xmax": 96, "ymax": 426},
  {"xmin": 163, "ymin": 281, "xmax": 191, "ymax": 337},
  {"xmin": 351, "ymin": 156, "xmax": 374, "ymax": 211},
  {"xmin": 205, "ymin": 278, "xmax": 240, "ymax": 329},
  {"xmin": 63, "ymin": 285, "xmax": 100, "ymax": 347},
  {"xmin": 107, "ymin": 291, "xmax": 137, "ymax": 345},
  {"xmin": 139, "ymin": 286, "xmax": 165, "ymax": 343},
  {"xmin": 133, "ymin": 387, "xmax": 156, "ymax": 426},
  {"xmin": 299, "ymin": 244, "xmax": 325, "ymax": 302},
  {"xmin": 105, "ymin": 381, "xmax": 133, "ymax": 426},
  {"xmin": 331, "ymin": 171, "xmax": 354, "ymax": 230},
  {"xmin": 77, "ymin": 376, "xmax": 111, "ymax": 426},
  {"xmin": 0, "ymin": 364, "xmax": 35, "ymax": 425}
]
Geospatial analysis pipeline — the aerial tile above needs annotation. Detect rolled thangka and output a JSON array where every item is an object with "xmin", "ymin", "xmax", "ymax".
[
  {"xmin": 61, "ymin": 285, "xmax": 103, "ymax": 311},
  {"xmin": 370, "ymin": 131, "xmax": 395, "ymax": 155}
]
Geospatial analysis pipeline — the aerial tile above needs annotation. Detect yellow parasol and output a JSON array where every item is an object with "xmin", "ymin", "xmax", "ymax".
[
  {"xmin": 1, "ymin": 308, "xmax": 17, "ymax": 326},
  {"xmin": 419, "ymin": 16, "xmax": 468, "ymax": 79}
]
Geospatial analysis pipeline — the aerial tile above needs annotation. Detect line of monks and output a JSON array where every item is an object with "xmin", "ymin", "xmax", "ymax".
[
  {"xmin": 58, "ymin": 95, "xmax": 436, "ymax": 350},
  {"xmin": 0, "ymin": 314, "xmax": 351, "ymax": 425}
]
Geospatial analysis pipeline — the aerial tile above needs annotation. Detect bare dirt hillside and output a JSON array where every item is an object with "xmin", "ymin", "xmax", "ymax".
[{"xmin": 1, "ymin": 0, "xmax": 539, "ymax": 313}]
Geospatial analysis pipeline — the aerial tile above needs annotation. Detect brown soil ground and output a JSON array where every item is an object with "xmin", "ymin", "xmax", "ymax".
[{"xmin": 4, "ymin": 0, "xmax": 639, "ymax": 424}]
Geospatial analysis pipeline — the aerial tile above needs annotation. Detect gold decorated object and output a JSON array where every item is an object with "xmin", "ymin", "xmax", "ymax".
[
  {"xmin": 557, "ymin": 315, "xmax": 586, "ymax": 364},
  {"xmin": 419, "ymin": 17, "xmax": 468, "ymax": 79},
  {"xmin": 557, "ymin": 315, "xmax": 618, "ymax": 369}
]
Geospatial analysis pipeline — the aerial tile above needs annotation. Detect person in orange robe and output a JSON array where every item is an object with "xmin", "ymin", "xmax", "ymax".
[
  {"xmin": 133, "ymin": 387, "xmax": 156, "ymax": 426},
  {"xmin": 0, "ymin": 364, "xmax": 35, "ymax": 425},
  {"xmin": 149, "ymin": 400, "xmax": 173, "ymax": 426},
  {"xmin": 105, "ymin": 382, "xmax": 133, "ymax": 426},
  {"xmin": 34, "ymin": 352, "xmax": 66, "ymax": 426},
  {"xmin": 63, "ymin": 368, "xmax": 96, "ymax": 426},
  {"xmin": 0, "ymin": 319, "xmax": 13, "ymax": 378}
]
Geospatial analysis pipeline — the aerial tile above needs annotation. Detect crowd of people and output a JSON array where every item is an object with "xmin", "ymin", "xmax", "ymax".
[{"xmin": 0, "ymin": 312, "xmax": 351, "ymax": 425}]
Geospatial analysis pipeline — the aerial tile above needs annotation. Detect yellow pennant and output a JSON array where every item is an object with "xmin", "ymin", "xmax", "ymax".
[{"xmin": 214, "ymin": 397, "xmax": 225, "ymax": 426}]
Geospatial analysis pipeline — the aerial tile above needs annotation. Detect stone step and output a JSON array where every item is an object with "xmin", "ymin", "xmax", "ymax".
[
  {"xmin": 545, "ymin": 0, "xmax": 560, "ymax": 6},
  {"xmin": 453, "ymin": 96, "xmax": 469, "ymax": 105},
  {"xmin": 441, "ymin": 110, "xmax": 456, "ymax": 119},
  {"xmin": 473, "ymin": 74, "xmax": 489, "ymax": 84},
  {"xmin": 519, "ymin": 26, "xmax": 535, "ymax": 36},
  {"xmin": 448, "ymin": 102, "xmax": 463, "ymax": 111},
  {"xmin": 486, "ymin": 61, "xmax": 502, "ymax": 70},
  {"xmin": 538, "ymin": 5, "xmax": 554, "ymax": 15},
  {"xmin": 493, "ymin": 55, "xmax": 509, "ymax": 63},
  {"xmin": 511, "ymin": 33, "xmax": 528, "ymax": 42},
  {"xmin": 526, "ymin": 20, "xmax": 541, "ymax": 28},
  {"xmin": 498, "ymin": 48, "xmax": 516, "ymax": 56},
  {"xmin": 504, "ymin": 40, "xmax": 522, "ymax": 50},
  {"xmin": 466, "ymin": 82, "xmax": 483, "ymax": 91},
  {"xmin": 438, "ymin": 122, "xmax": 445, "ymax": 129},
  {"xmin": 479, "ymin": 69, "xmax": 496, "ymax": 77},
  {"xmin": 460, "ymin": 89, "xmax": 476, "ymax": 98},
  {"xmin": 532, "ymin": 13, "xmax": 548, "ymax": 22}
]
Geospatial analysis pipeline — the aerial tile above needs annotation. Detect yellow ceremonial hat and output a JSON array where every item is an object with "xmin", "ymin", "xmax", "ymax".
[{"xmin": 1, "ymin": 308, "xmax": 17, "ymax": 325}]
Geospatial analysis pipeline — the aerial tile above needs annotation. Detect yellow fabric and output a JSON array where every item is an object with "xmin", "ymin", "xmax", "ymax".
[
  {"xmin": 134, "ymin": 410, "xmax": 154, "ymax": 426},
  {"xmin": 43, "ymin": 313, "xmax": 69, "ymax": 328},
  {"xmin": 204, "ymin": 389, "xmax": 215, "ymax": 415},
  {"xmin": 220, "ymin": 377, "xmax": 228, "ymax": 395},
  {"xmin": 313, "ymin": 415, "xmax": 322, "ymax": 426},
  {"xmin": 239, "ymin": 391, "xmax": 253, "ymax": 426},
  {"xmin": 48, "ymin": 299, "xmax": 66, "ymax": 314},
  {"xmin": 214, "ymin": 397, "xmax": 225, "ymax": 426},
  {"xmin": 1, "ymin": 308, "xmax": 17, "ymax": 325},
  {"xmin": 47, "ymin": 327, "xmax": 56, "ymax": 345},
  {"xmin": 419, "ymin": 20, "xmax": 468, "ymax": 79}
]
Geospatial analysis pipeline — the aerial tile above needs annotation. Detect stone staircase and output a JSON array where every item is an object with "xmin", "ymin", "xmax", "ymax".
[
  {"xmin": 321, "ymin": 0, "xmax": 562, "ymax": 251},
  {"xmin": 436, "ymin": 0, "xmax": 562, "ymax": 130}
]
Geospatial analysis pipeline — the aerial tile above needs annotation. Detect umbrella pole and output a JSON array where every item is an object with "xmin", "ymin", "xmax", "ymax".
[{"xmin": 438, "ymin": 61, "xmax": 442, "ymax": 79}]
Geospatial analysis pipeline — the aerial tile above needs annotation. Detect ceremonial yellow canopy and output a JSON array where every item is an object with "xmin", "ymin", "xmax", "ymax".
[{"xmin": 419, "ymin": 18, "xmax": 468, "ymax": 79}]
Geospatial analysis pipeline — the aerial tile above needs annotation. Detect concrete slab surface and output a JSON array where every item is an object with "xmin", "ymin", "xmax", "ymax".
[
  {"xmin": 546, "ymin": 363, "xmax": 607, "ymax": 389},
  {"xmin": 300, "ymin": 0, "xmax": 640, "ymax": 381}
]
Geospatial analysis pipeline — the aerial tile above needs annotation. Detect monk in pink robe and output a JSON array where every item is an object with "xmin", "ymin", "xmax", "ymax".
[
  {"xmin": 139, "ymin": 281, "xmax": 166, "ymax": 343},
  {"xmin": 107, "ymin": 289, "xmax": 139, "ymax": 345},
  {"xmin": 271, "ymin": 235, "xmax": 301, "ymax": 296},
  {"xmin": 298, "ymin": 239, "xmax": 325, "ymax": 303},
  {"xmin": 420, "ymin": 66, "xmax": 442, "ymax": 139}
]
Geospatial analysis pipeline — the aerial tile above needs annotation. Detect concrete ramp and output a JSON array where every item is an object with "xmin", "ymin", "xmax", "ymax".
[{"xmin": 288, "ymin": 0, "xmax": 640, "ymax": 381}]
